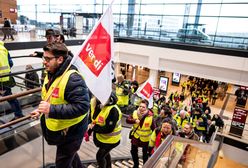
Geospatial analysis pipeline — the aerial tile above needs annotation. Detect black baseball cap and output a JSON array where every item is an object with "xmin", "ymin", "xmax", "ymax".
[{"xmin": 45, "ymin": 29, "xmax": 60, "ymax": 37}]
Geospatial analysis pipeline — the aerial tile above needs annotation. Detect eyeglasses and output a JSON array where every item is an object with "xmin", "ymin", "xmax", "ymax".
[{"xmin": 42, "ymin": 56, "xmax": 56, "ymax": 62}]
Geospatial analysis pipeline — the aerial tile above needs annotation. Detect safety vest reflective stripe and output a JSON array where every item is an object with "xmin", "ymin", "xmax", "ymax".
[
  {"xmin": 93, "ymin": 105, "xmax": 122, "ymax": 144},
  {"xmin": 42, "ymin": 70, "xmax": 86, "ymax": 131},
  {"xmin": 0, "ymin": 65, "xmax": 8, "ymax": 70},
  {"xmin": 134, "ymin": 132, "xmax": 151, "ymax": 137},
  {"xmin": 105, "ymin": 130, "xmax": 121, "ymax": 136},
  {"xmin": 138, "ymin": 129, "xmax": 152, "ymax": 132}
]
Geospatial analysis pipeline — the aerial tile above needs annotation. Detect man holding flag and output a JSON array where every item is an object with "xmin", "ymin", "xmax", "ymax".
[
  {"xmin": 31, "ymin": 2, "xmax": 115, "ymax": 167},
  {"xmin": 31, "ymin": 42, "xmax": 90, "ymax": 168}
]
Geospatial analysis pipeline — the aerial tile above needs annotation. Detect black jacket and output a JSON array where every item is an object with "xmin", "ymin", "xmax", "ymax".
[
  {"xmin": 3, "ymin": 20, "xmax": 11, "ymax": 27},
  {"xmin": 40, "ymin": 56, "xmax": 90, "ymax": 145}
]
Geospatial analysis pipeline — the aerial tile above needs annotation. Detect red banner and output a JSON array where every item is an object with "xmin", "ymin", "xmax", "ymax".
[{"xmin": 79, "ymin": 23, "xmax": 111, "ymax": 77}]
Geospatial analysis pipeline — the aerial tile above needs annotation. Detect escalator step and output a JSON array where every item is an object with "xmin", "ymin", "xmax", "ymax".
[
  {"xmin": 115, "ymin": 161, "xmax": 129, "ymax": 168},
  {"xmin": 128, "ymin": 159, "xmax": 134, "ymax": 165},
  {"xmin": 127, "ymin": 159, "xmax": 143, "ymax": 168},
  {"xmin": 111, "ymin": 163, "xmax": 120, "ymax": 168},
  {"xmin": 122, "ymin": 160, "xmax": 133, "ymax": 167}
]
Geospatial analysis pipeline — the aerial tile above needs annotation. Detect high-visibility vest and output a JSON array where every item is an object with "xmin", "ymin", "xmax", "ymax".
[
  {"xmin": 133, "ymin": 94, "xmax": 142, "ymax": 107},
  {"xmin": 41, "ymin": 69, "xmax": 87, "ymax": 131},
  {"xmin": 116, "ymin": 85, "xmax": 129, "ymax": 106},
  {"xmin": 152, "ymin": 102, "xmax": 159, "ymax": 117},
  {"xmin": 0, "ymin": 44, "xmax": 10, "ymax": 82},
  {"xmin": 91, "ymin": 104, "xmax": 122, "ymax": 144},
  {"xmin": 192, "ymin": 115, "xmax": 206, "ymax": 131},
  {"xmin": 149, "ymin": 129, "xmax": 171, "ymax": 154},
  {"xmin": 202, "ymin": 96, "xmax": 209, "ymax": 103},
  {"xmin": 192, "ymin": 91, "xmax": 197, "ymax": 98},
  {"xmin": 173, "ymin": 114, "xmax": 190, "ymax": 129},
  {"xmin": 132, "ymin": 110, "xmax": 153, "ymax": 142}
]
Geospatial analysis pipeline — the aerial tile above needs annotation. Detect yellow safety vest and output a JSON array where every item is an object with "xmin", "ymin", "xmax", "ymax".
[
  {"xmin": 149, "ymin": 129, "xmax": 171, "ymax": 153},
  {"xmin": 41, "ymin": 69, "xmax": 87, "ymax": 131},
  {"xmin": 116, "ymin": 85, "xmax": 129, "ymax": 106},
  {"xmin": 91, "ymin": 104, "xmax": 122, "ymax": 144},
  {"xmin": 202, "ymin": 96, "xmax": 209, "ymax": 103},
  {"xmin": 132, "ymin": 110, "xmax": 153, "ymax": 142},
  {"xmin": 0, "ymin": 44, "xmax": 10, "ymax": 82},
  {"xmin": 192, "ymin": 116, "xmax": 206, "ymax": 131},
  {"xmin": 133, "ymin": 95, "xmax": 142, "ymax": 106},
  {"xmin": 173, "ymin": 114, "xmax": 190, "ymax": 129},
  {"xmin": 152, "ymin": 102, "xmax": 159, "ymax": 118}
]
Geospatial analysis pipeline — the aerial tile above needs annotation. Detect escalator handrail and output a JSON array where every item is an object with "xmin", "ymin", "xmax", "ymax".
[
  {"xmin": 0, "ymin": 115, "xmax": 32, "ymax": 129},
  {"xmin": 143, "ymin": 135, "xmax": 174, "ymax": 168},
  {"xmin": 0, "ymin": 87, "xmax": 41, "ymax": 102},
  {"xmin": 15, "ymin": 75, "xmax": 42, "ymax": 87},
  {"xmin": 0, "ymin": 67, "xmax": 44, "ymax": 78}
]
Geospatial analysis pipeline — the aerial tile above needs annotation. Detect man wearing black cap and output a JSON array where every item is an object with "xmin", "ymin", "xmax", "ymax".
[
  {"xmin": 31, "ymin": 29, "xmax": 60, "ymax": 58},
  {"xmin": 45, "ymin": 29, "xmax": 60, "ymax": 43},
  {"xmin": 30, "ymin": 29, "xmax": 63, "ymax": 84}
]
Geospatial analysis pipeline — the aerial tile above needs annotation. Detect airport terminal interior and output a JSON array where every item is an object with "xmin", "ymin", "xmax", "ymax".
[{"xmin": 0, "ymin": 0, "xmax": 247, "ymax": 168}]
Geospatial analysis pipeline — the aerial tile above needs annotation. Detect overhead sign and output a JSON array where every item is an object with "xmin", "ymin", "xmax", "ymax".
[{"xmin": 229, "ymin": 108, "xmax": 248, "ymax": 137}]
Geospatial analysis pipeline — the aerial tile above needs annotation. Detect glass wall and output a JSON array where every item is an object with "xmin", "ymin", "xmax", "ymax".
[{"xmin": 15, "ymin": 0, "xmax": 248, "ymax": 50}]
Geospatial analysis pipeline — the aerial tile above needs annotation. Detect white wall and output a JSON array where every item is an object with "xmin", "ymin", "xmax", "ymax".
[{"xmin": 114, "ymin": 43, "xmax": 248, "ymax": 86}]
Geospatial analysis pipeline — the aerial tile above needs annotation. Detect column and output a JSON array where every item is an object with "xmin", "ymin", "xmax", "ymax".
[{"xmin": 149, "ymin": 69, "xmax": 158, "ymax": 87}]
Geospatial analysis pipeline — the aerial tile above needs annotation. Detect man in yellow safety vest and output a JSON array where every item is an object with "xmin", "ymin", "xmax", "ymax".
[{"xmin": 31, "ymin": 42, "xmax": 90, "ymax": 168}]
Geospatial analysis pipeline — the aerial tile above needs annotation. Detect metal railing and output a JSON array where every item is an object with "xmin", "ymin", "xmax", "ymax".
[{"xmin": 143, "ymin": 126, "xmax": 220, "ymax": 168}]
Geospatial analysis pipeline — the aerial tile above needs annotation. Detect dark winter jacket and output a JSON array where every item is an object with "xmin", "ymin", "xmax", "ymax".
[
  {"xmin": 40, "ymin": 56, "xmax": 90, "ymax": 145},
  {"xmin": 3, "ymin": 20, "xmax": 11, "ymax": 27}
]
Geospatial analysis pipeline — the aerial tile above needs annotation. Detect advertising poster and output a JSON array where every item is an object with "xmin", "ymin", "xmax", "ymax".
[
  {"xmin": 229, "ymin": 108, "xmax": 248, "ymax": 137},
  {"xmin": 159, "ymin": 76, "xmax": 169, "ymax": 93},
  {"xmin": 172, "ymin": 72, "xmax": 181, "ymax": 86},
  {"xmin": 235, "ymin": 86, "xmax": 248, "ymax": 108}
]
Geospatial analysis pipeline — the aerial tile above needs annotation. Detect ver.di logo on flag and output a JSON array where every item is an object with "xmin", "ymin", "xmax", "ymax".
[
  {"xmin": 79, "ymin": 23, "xmax": 111, "ymax": 77},
  {"xmin": 140, "ymin": 82, "xmax": 153, "ymax": 99}
]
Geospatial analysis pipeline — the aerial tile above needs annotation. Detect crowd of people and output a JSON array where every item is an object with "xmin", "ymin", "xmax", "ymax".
[
  {"xmin": 115, "ymin": 74, "xmax": 225, "ymax": 167},
  {"xmin": 0, "ymin": 27, "xmax": 225, "ymax": 168}
]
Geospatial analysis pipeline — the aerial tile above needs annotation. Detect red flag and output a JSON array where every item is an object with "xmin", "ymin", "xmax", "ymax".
[
  {"xmin": 71, "ymin": 4, "xmax": 113, "ymax": 104},
  {"xmin": 79, "ymin": 23, "xmax": 111, "ymax": 77},
  {"xmin": 136, "ymin": 79, "xmax": 154, "ymax": 108}
]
